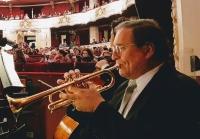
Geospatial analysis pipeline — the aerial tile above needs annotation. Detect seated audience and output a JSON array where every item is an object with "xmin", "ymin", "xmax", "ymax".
[
  {"xmin": 81, "ymin": 48, "xmax": 95, "ymax": 62},
  {"xmin": 53, "ymin": 50, "xmax": 66, "ymax": 63},
  {"xmin": 98, "ymin": 48, "xmax": 113, "ymax": 62},
  {"xmin": 73, "ymin": 47, "xmax": 82, "ymax": 62}
]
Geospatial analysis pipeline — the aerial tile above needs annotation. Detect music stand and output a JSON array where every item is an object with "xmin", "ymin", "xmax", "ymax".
[{"xmin": 0, "ymin": 50, "xmax": 24, "ymax": 94}]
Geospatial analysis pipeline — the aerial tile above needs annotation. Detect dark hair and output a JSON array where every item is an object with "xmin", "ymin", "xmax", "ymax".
[
  {"xmin": 116, "ymin": 19, "xmax": 170, "ymax": 62},
  {"xmin": 73, "ymin": 47, "xmax": 81, "ymax": 53},
  {"xmin": 31, "ymin": 43, "xmax": 36, "ymax": 49},
  {"xmin": 81, "ymin": 48, "xmax": 94, "ymax": 59},
  {"xmin": 103, "ymin": 47, "xmax": 108, "ymax": 51},
  {"xmin": 111, "ymin": 17, "xmax": 129, "ymax": 36},
  {"xmin": 59, "ymin": 50, "xmax": 67, "ymax": 57},
  {"xmin": 0, "ymin": 37, "xmax": 7, "ymax": 47}
]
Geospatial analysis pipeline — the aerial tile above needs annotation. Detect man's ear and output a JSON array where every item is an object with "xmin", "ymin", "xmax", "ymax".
[{"xmin": 142, "ymin": 42, "xmax": 155, "ymax": 59}]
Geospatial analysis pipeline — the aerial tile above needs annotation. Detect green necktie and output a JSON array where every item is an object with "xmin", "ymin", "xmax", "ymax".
[{"xmin": 119, "ymin": 79, "xmax": 137, "ymax": 116}]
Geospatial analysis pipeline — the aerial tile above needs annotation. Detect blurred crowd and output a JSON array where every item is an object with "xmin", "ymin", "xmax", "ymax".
[
  {"xmin": 5, "ymin": 42, "xmax": 114, "ymax": 66},
  {"xmin": 0, "ymin": 0, "xmax": 118, "ymax": 21}
]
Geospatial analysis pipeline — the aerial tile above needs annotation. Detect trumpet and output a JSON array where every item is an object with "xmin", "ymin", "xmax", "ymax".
[{"xmin": 6, "ymin": 65, "xmax": 118, "ymax": 114}]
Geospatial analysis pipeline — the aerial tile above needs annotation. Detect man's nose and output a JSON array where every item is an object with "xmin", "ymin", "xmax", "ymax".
[{"xmin": 112, "ymin": 51, "xmax": 120, "ymax": 60}]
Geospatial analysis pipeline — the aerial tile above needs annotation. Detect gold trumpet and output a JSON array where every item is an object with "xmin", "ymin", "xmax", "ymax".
[{"xmin": 6, "ymin": 65, "xmax": 118, "ymax": 114}]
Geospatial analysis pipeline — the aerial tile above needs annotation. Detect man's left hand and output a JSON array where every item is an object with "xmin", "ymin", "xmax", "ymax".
[{"xmin": 62, "ymin": 82, "xmax": 105, "ymax": 112}]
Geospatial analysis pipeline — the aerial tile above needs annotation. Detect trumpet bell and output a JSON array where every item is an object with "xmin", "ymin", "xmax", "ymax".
[{"xmin": 6, "ymin": 95, "xmax": 23, "ymax": 113}]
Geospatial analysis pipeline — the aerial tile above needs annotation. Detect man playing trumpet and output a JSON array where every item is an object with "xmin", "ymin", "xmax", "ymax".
[{"xmin": 59, "ymin": 19, "xmax": 200, "ymax": 139}]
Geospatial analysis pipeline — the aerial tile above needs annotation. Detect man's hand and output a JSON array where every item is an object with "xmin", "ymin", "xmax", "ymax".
[
  {"xmin": 58, "ymin": 70, "xmax": 105, "ymax": 112},
  {"xmin": 60, "ymin": 82, "xmax": 105, "ymax": 112},
  {"xmin": 95, "ymin": 59, "xmax": 109, "ymax": 70}
]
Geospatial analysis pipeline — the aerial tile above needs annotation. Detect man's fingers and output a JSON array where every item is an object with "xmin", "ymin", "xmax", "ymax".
[
  {"xmin": 57, "ymin": 79, "xmax": 65, "ymax": 85},
  {"xmin": 87, "ymin": 82, "xmax": 99, "ymax": 90},
  {"xmin": 59, "ymin": 91, "xmax": 78, "ymax": 100},
  {"xmin": 67, "ymin": 85, "xmax": 81, "ymax": 93},
  {"xmin": 64, "ymin": 72, "xmax": 69, "ymax": 81},
  {"xmin": 66, "ymin": 93, "xmax": 78, "ymax": 101},
  {"xmin": 59, "ymin": 92, "xmax": 67, "ymax": 99},
  {"xmin": 96, "ymin": 85, "xmax": 102, "ymax": 90}
]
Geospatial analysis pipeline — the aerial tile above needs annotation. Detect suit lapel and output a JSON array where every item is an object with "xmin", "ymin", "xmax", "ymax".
[
  {"xmin": 109, "ymin": 80, "xmax": 128, "ymax": 110},
  {"xmin": 125, "ymin": 81, "xmax": 157, "ymax": 120},
  {"xmin": 126, "ymin": 64, "xmax": 173, "ymax": 120}
]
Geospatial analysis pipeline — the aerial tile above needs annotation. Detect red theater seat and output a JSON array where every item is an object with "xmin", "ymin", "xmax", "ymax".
[
  {"xmin": 24, "ymin": 63, "xmax": 48, "ymax": 72},
  {"xmin": 48, "ymin": 62, "xmax": 74, "ymax": 72},
  {"xmin": 15, "ymin": 63, "xmax": 24, "ymax": 72},
  {"xmin": 74, "ymin": 62, "xmax": 96, "ymax": 73},
  {"xmin": 26, "ymin": 55, "xmax": 43, "ymax": 63}
]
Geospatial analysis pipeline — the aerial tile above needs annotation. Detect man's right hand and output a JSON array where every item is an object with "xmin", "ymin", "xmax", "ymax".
[{"xmin": 95, "ymin": 59, "xmax": 109, "ymax": 70}]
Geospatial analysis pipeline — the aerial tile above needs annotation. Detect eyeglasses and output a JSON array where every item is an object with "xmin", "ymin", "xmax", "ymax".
[{"xmin": 113, "ymin": 43, "xmax": 136, "ymax": 55}]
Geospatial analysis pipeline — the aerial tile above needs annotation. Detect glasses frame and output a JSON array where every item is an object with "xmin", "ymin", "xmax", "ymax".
[{"xmin": 113, "ymin": 43, "xmax": 137, "ymax": 55}]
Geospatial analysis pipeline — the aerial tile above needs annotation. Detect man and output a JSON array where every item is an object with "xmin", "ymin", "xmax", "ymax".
[
  {"xmin": 59, "ymin": 39, "xmax": 68, "ymax": 49},
  {"xmin": 62, "ymin": 19, "xmax": 200, "ymax": 139}
]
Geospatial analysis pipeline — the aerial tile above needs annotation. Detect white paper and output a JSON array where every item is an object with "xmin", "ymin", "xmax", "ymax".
[{"xmin": 0, "ymin": 51, "xmax": 24, "ymax": 89}]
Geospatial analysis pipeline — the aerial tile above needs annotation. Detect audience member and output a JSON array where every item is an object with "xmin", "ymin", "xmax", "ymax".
[{"xmin": 81, "ymin": 48, "xmax": 94, "ymax": 62}]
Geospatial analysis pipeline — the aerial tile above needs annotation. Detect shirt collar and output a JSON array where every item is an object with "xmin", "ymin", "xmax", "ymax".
[{"xmin": 135, "ymin": 63, "xmax": 163, "ymax": 94}]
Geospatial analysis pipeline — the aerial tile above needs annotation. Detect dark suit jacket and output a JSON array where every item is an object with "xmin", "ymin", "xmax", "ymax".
[{"xmin": 89, "ymin": 63, "xmax": 200, "ymax": 139}]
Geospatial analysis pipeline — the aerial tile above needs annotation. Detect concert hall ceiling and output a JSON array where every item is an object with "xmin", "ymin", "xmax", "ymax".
[{"xmin": 0, "ymin": 0, "xmax": 68, "ymax": 6}]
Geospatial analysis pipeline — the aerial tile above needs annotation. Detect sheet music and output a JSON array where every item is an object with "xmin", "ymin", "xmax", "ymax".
[{"xmin": 0, "ymin": 51, "xmax": 24, "ymax": 89}]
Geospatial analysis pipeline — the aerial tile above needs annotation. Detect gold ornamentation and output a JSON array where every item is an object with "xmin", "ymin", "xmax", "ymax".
[
  {"xmin": 59, "ymin": 14, "xmax": 70, "ymax": 24},
  {"xmin": 19, "ymin": 19, "xmax": 32, "ymax": 29},
  {"xmin": 95, "ymin": 7, "xmax": 105, "ymax": 18},
  {"xmin": 171, "ymin": 0, "xmax": 179, "ymax": 69}
]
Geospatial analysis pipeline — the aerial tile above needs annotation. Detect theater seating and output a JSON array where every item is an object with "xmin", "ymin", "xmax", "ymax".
[
  {"xmin": 15, "ymin": 63, "xmax": 24, "ymax": 72},
  {"xmin": 74, "ymin": 62, "xmax": 96, "ymax": 73},
  {"xmin": 16, "ymin": 62, "xmax": 98, "ymax": 73},
  {"xmin": 25, "ymin": 55, "xmax": 43, "ymax": 63},
  {"xmin": 24, "ymin": 63, "xmax": 48, "ymax": 72},
  {"xmin": 48, "ymin": 62, "xmax": 74, "ymax": 72}
]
